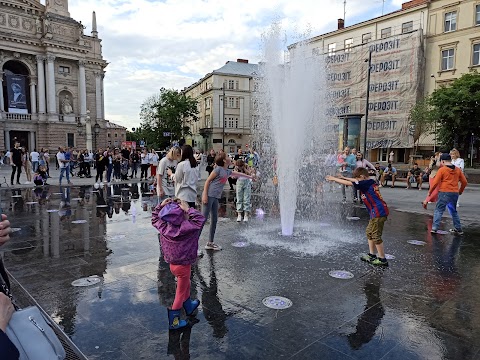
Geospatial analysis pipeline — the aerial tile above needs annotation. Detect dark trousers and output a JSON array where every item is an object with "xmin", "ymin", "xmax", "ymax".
[
  {"xmin": 11, "ymin": 164, "xmax": 22, "ymax": 184},
  {"xmin": 140, "ymin": 164, "xmax": 149, "ymax": 179},
  {"xmin": 96, "ymin": 167, "xmax": 105, "ymax": 182},
  {"xmin": 130, "ymin": 163, "xmax": 138, "ymax": 178}
]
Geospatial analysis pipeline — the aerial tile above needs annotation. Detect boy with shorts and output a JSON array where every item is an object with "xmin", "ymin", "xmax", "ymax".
[{"xmin": 326, "ymin": 167, "xmax": 389, "ymax": 267}]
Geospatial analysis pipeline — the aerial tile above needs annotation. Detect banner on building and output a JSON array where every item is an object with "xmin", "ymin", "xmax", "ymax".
[
  {"xmin": 6, "ymin": 74, "xmax": 28, "ymax": 114},
  {"xmin": 322, "ymin": 30, "xmax": 424, "ymax": 149},
  {"xmin": 121, "ymin": 141, "xmax": 136, "ymax": 150}
]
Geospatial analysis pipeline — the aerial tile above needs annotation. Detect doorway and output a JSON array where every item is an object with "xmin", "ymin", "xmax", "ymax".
[{"xmin": 9, "ymin": 131, "xmax": 29, "ymax": 149}]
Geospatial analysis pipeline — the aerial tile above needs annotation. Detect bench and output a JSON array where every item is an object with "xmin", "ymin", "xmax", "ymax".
[{"xmin": 381, "ymin": 170, "xmax": 428, "ymax": 188}]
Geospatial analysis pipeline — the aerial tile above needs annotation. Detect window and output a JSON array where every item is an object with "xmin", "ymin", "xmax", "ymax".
[
  {"xmin": 67, "ymin": 133, "xmax": 74, "ymax": 148},
  {"xmin": 253, "ymin": 82, "xmax": 259, "ymax": 91},
  {"xmin": 205, "ymin": 115, "xmax": 211, "ymax": 127},
  {"xmin": 441, "ymin": 48, "xmax": 455, "ymax": 70},
  {"xmin": 473, "ymin": 43, "xmax": 480, "ymax": 66},
  {"xmin": 328, "ymin": 43, "xmax": 336, "ymax": 55},
  {"xmin": 114, "ymin": 133, "xmax": 118, "ymax": 138},
  {"xmin": 205, "ymin": 98, "xmax": 211, "ymax": 109},
  {"xmin": 107, "ymin": 133, "xmax": 111, "ymax": 138},
  {"xmin": 228, "ymin": 97, "xmax": 235, "ymax": 108},
  {"xmin": 228, "ymin": 80, "xmax": 235, "ymax": 89},
  {"xmin": 402, "ymin": 21, "xmax": 413, "ymax": 33},
  {"xmin": 476, "ymin": 5, "xmax": 480, "ymax": 25},
  {"xmin": 344, "ymin": 38, "xmax": 353, "ymax": 52},
  {"xmin": 235, "ymin": 80, "xmax": 239, "ymax": 90},
  {"xmin": 235, "ymin": 98, "xmax": 239, "ymax": 108},
  {"xmin": 444, "ymin": 11, "xmax": 457, "ymax": 32},
  {"xmin": 362, "ymin": 33, "xmax": 371, "ymax": 44},
  {"xmin": 235, "ymin": 117, "xmax": 239, "ymax": 128},
  {"xmin": 381, "ymin": 27, "xmax": 391, "ymax": 39},
  {"xmin": 59, "ymin": 66, "xmax": 70, "ymax": 74}
]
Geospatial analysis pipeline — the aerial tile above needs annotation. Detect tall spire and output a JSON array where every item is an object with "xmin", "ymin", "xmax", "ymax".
[{"xmin": 91, "ymin": 11, "xmax": 98, "ymax": 38}]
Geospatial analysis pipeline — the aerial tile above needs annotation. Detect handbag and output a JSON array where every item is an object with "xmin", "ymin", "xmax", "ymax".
[{"xmin": 0, "ymin": 259, "xmax": 66, "ymax": 360}]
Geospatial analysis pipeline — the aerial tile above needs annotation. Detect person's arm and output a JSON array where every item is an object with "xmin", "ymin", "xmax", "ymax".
[
  {"xmin": 156, "ymin": 160, "xmax": 166, "ymax": 196},
  {"xmin": 202, "ymin": 171, "xmax": 217, "ymax": 204},
  {"xmin": 459, "ymin": 171, "xmax": 468, "ymax": 195},
  {"xmin": 325, "ymin": 175, "xmax": 353, "ymax": 187},
  {"xmin": 428, "ymin": 168, "xmax": 443, "ymax": 195},
  {"xmin": 339, "ymin": 175, "xmax": 357, "ymax": 182},
  {"xmin": 0, "ymin": 215, "xmax": 11, "ymax": 247},
  {"xmin": 231, "ymin": 171, "xmax": 254, "ymax": 180},
  {"xmin": 363, "ymin": 160, "xmax": 376, "ymax": 171}
]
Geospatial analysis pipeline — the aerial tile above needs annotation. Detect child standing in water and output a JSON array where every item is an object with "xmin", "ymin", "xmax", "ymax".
[
  {"xmin": 202, "ymin": 153, "xmax": 254, "ymax": 250},
  {"xmin": 152, "ymin": 198, "xmax": 205, "ymax": 329},
  {"xmin": 326, "ymin": 167, "xmax": 390, "ymax": 267},
  {"xmin": 235, "ymin": 159, "xmax": 254, "ymax": 222}
]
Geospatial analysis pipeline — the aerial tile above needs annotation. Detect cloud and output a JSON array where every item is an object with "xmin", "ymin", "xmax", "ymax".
[{"xmin": 64, "ymin": 0, "xmax": 387, "ymax": 129}]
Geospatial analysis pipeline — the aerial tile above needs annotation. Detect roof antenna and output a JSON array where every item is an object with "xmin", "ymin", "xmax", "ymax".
[{"xmin": 344, "ymin": 0, "xmax": 347, "ymax": 24}]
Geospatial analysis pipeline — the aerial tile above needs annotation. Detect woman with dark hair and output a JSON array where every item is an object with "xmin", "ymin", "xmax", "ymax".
[{"xmin": 168, "ymin": 145, "xmax": 200, "ymax": 208}]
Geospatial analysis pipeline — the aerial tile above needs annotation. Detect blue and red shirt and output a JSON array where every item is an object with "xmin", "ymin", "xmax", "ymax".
[{"xmin": 353, "ymin": 179, "xmax": 389, "ymax": 219}]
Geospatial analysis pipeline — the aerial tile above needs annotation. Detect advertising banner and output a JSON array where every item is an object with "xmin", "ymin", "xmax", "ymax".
[
  {"xmin": 322, "ymin": 31, "xmax": 424, "ymax": 149},
  {"xmin": 6, "ymin": 74, "xmax": 28, "ymax": 114},
  {"xmin": 121, "ymin": 141, "xmax": 137, "ymax": 150}
]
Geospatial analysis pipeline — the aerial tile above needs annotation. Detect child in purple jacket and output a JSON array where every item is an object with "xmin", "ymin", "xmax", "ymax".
[{"xmin": 152, "ymin": 197, "xmax": 205, "ymax": 329}]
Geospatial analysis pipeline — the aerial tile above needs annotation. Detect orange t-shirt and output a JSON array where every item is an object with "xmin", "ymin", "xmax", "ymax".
[{"xmin": 430, "ymin": 165, "xmax": 467, "ymax": 194}]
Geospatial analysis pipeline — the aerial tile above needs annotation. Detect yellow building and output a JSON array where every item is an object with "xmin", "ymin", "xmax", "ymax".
[
  {"xmin": 183, "ymin": 59, "xmax": 258, "ymax": 153},
  {"xmin": 296, "ymin": 0, "xmax": 479, "ymax": 162}
]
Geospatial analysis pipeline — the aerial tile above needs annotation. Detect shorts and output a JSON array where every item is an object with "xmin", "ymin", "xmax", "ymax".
[{"xmin": 366, "ymin": 216, "xmax": 387, "ymax": 245}]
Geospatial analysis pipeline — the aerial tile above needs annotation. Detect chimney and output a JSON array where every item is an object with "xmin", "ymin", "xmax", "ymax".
[
  {"xmin": 402, "ymin": 0, "xmax": 428, "ymax": 10},
  {"xmin": 338, "ymin": 18, "xmax": 345, "ymax": 30},
  {"xmin": 237, "ymin": 59, "xmax": 249, "ymax": 63}
]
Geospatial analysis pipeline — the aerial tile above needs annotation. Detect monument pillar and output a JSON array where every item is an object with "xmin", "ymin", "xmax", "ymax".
[
  {"xmin": 78, "ymin": 61, "xmax": 87, "ymax": 116},
  {"xmin": 29, "ymin": 79, "xmax": 37, "ymax": 115},
  {"xmin": 95, "ymin": 71, "xmax": 102, "ymax": 119},
  {"xmin": 36, "ymin": 56, "xmax": 46, "ymax": 114},
  {"xmin": 46, "ymin": 55, "xmax": 56, "ymax": 114},
  {"xmin": 0, "ymin": 72, "xmax": 4, "ymax": 112}
]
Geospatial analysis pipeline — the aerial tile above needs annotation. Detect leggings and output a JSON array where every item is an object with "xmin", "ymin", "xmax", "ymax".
[
  {"xmin": 96, "ymin": 167, "xmax": 105, "ymax": 182},
  {"xmin": 170, "ymin": 264, "xmax": 191, "ymax": 310},
  {"xmin": 202, "ymin": 197, "xmax": 219, "ymax": 242}
]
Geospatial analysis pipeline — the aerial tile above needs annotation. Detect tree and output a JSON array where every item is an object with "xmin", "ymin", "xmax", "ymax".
[
  {"xmin": 408, "ymin": 96, "xmax": 435, "ymax": 153},
  {"xmin": 429, "ymin": 72, "xmax": 480, "ymax": 152},
  {"xmin": 139, "ymin": 88, "xmax": 198, "ymax": 148}
]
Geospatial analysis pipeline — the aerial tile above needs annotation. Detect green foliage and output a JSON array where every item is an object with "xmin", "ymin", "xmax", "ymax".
[
  {"xmin": 139, "ymin": 88, "xmax": 198, "ymax": 148},
  {"xmin": 408, "ymin": 96, "xmax": 435, "ymax": 152},
  {"xmin": 429, "ymin": 72, "xmax": 480, "ymax": 151}
]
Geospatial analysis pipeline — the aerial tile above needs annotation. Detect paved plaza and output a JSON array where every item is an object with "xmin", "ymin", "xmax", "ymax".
[{"xmin": 0, "ymin": 171, "xmax": 479, "ymax": 359}]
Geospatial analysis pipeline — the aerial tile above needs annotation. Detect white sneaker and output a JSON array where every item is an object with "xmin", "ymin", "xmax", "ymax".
[
  {"xmin": 243, "ymin": 214, "xmax": 249, "ymax": 222},
  {"xmin": 236, "ymin": 214, "xmax": 242, "ymax": 222}
]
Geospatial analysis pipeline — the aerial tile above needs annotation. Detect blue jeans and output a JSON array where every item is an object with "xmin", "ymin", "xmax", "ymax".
[
  {"xmin": 433, "ymin": 192, "xmax": 461, "ymax": 231},
  {"xmin": 32, "ymin": 161, "xmax": 39, "ymax": 172},
  {"xmin": 202, "ymin": 197, "xmax": 219, "ymax": 242},
  {"xmin": 59, "ymin": 167, "xmax": 70, "ymax": 184}
]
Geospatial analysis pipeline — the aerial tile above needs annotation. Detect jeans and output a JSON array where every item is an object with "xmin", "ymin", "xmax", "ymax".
[
  {"xmin": 202, "ymin": 197, "xmax": 219, "ymax": 242},
  {"xmin": 59, "ymin": 167, "xmax": 70, "ymax": 184},
  {"xmin": 341, "ymin": 171, "xmax": 353, "ymax": 200},
  {"xmin": 32, "ymin": 161, "xmax": 39, "ymax": 173},
  {"xmin": 107, "ymin": 164, "xmax": 113, "ymax": 182},
  {"xmin": 236, "ymin": 179, "xmax": 252, "ymax": 213},
  {"xmin": 130, "ymin": 163, "xmax": 138, "ymax": 177},
  {"xmin": 433, "ymin": 192, "xmax": 461, "ymax": 231},
  {"xmin": 140, "ymin": 164, "xmax": 149, "ymax": 179}
]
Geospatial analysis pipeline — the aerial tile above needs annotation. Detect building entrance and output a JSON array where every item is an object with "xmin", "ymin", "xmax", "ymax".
[{"xmin": 9, "ymin": 131, "xmax": 29, "ymax": 149}]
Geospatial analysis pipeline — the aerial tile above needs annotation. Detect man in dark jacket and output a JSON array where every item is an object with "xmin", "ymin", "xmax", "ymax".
[{"xmin": 9, "ymin": 142, "xmax": 22, "ymax": 186}]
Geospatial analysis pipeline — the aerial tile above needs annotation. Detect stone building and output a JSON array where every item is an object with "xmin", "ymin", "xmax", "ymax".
[
  {"xmin": 183, "ymin": 59, "xmax": 259, "ymax": 153},
  {"xmin": 0, "ymin": 0, "xmax": 124, "ymax": 152}
]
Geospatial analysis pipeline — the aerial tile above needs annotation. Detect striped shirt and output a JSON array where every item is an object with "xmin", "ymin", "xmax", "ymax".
[{"xmin": 353, "ymin": 179, "xmax": 389, "ymax": 218}]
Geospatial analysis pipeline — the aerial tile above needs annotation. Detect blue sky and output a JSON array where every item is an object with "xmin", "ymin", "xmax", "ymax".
[{"xmin": 65, "ymin": 0, "xmax": 405, "ymax": 129}]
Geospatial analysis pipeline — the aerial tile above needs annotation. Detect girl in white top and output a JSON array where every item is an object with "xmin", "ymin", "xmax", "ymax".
[
  {"xmin": 169, "ymin": 145, "xmax": 200, "ymax": 208},
  {"xmin": 450, "ymin": 148, "xmax": 465, "ymax": 207},
  {"xmin": 149, "ymin": 149, "xmax": 159, "ymax": 179},
  {"xmin": 156, "ymin": 147, "xmax": 181, "ymax": 199}
]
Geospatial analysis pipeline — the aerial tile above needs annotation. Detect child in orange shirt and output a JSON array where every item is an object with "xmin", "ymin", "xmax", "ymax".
[{"xmin": 429, "ymin": 154, "xmax": 467, "ymax": 235}]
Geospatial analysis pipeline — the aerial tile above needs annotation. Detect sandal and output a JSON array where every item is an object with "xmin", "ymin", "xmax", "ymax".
[{"xmin": 205, "ymin": 243, "xmax": 222, "ymax": 251}]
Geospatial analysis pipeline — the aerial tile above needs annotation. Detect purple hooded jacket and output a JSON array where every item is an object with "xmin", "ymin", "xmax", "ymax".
[{"xmin": 152, "ymin": 202, "xmax": 205, "ymax": 265}]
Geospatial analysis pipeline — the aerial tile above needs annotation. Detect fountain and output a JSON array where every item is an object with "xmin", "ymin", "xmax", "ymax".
[{"xmin": 256, "ymin": 23, "xmax": 329, "ymax": 236}]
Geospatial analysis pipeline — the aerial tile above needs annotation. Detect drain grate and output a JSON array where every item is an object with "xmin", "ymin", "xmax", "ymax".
[{"xmin": 262, "ymin": 296, "xmax": 292, "ymax": 310}]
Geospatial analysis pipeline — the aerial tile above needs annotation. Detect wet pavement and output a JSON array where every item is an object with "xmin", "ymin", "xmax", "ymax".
[{"xmin": 1, "ymin": 182, "xmax": 480, "ymax": 359}]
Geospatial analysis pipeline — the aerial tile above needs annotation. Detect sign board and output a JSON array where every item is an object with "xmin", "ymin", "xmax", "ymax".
[
  {"xmin": 121, "ymin": 141, "xmax": 136, "ymax": 150},
  {"xmin": 163, "ymin": 132, "xmax": 171, "ymax": 137},
  {"xmin": 6, "ymin": 74, "xmax": 28, "ymax": 114}
]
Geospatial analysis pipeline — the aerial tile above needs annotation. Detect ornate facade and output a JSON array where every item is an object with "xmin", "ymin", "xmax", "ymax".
[{"xmin": 0, "ymin": 0, "xmax": 122, "ymax": 152}]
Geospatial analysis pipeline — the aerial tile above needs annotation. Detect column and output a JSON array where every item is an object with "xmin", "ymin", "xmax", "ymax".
[
  {"xmin": 78, "ymin": 60, "xmax": 87, "ymax": 116},
  {"xmin": 36, "ymin": 56, "xmax": 46, "ymax": 113},
  {"xmin": 46, "ymin": 54, "xmax": 56, "ymax": 114},
  {"xmin": 0, "ymin": 72, "xmax": 4, "ymax": 112},
  {"xmin": 29, "ymin": 132, "xmax": 36, "ymax": 152},
  {"xmin": 5, "ymin": 131, "xmax": 10, "ymax": 150},
  {"xmin": 94, "ymin": 71, "xmax": 102, "ymax": 119},
  {"xmin": 101, "ymin": 73, "xmax": 105, "ymax": 119},
  {"xmin": 29, "ymin": 79, "xmax": 37, "ymax": 114}
]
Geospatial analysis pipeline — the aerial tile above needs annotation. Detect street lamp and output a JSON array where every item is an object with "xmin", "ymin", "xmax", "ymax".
[
  {"xmin": 431, "ymin": 74, "xmax": 437, "ymax": 152},
  {"xmin": 221, "ymin": 87, "xmax": 226, "ymax": 152},
  {"xmin": 363, "ymin": 50, "xmax": 372, "ymax": 156}
]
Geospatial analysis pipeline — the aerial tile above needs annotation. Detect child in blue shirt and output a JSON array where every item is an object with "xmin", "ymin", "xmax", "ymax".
[{"xmin": 326, "ymin": 167, "xmax": 389, "ymax": 266}]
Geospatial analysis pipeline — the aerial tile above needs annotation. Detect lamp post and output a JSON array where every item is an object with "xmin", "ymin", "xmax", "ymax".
[
  {"xmin": 221, "ymin": 87, "xmax": 226, "ymax": 152},
  {"xmin": 431, "ymin": 74, "xmax": 437, "ymax": 152},
  {"xmin": 363, "ymin": 50, "xmax": 372, "ymax": 156},
  {"xmin": 93, "ymin": 122, "xmax": 100, "ymax": 151}
]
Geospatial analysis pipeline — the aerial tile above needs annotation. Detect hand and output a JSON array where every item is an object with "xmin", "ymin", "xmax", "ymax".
[
  {"xmin": 325, "ymin": 175, "xmax": 335, "ymax": 182},
  {"xmin": 0, "ymin": 293, "xmax": 14, "ymax": 332},
  {"xmin": 202, "ymin": 194, "xmax": 208, "ymax": 205},
  {"xmin": 0, "ymin": 215, "xmax": 11, "ymax": 247},
  {"xmin": 157, "ymin": 187, "xmax": 165, "ymax": 198},
  {"xmin": 179, "ymin": 200, "xmax": 189, "ymax": 212},
  {"xmin": 161, "ymin": 198, "xmax": 172, "ymax": 207}
]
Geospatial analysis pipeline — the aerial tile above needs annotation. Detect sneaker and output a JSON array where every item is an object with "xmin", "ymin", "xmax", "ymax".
[
  {"xmin": 449, "ymin": 228, "xmax": 464, "ymax": 235},
  {"xmin": 243, "ymin": 214, "xmax": 249, "ymax": 222},
  {"xmin": 236, "ymin": 214, "xmax": 242, "ymax": 222},
  {"xmin": 205, "ymin": 243, "xmax": 222, "ymax": 251},
  {"xmin": 431, "ymin": 229, "xmax": 438, "ymax": 234},
  {"xmin": 370, "ymin": 258, "xmax": 389, "ymax": 267},
  {"xmin": 360, "ymin": 253, "xmax": 376, "ymax": 263},
  {"xmin": 353, "ymin": 197, "xmax": 358, "ymax": 203}
]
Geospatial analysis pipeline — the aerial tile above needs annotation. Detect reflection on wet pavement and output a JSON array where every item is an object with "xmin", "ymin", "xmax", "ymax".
[{"xmin": 1, "ymin": 183, "xmax": 480, "ymax": 359}]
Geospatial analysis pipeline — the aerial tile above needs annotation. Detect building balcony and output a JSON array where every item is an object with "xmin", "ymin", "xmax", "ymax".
[
  {"xmin": 199, "ymin": 127, "xmax": 213, "ymax": 138},
  {"xmin": 3, "ymin": 113, "xmax": 32, "ymax": 121}
]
